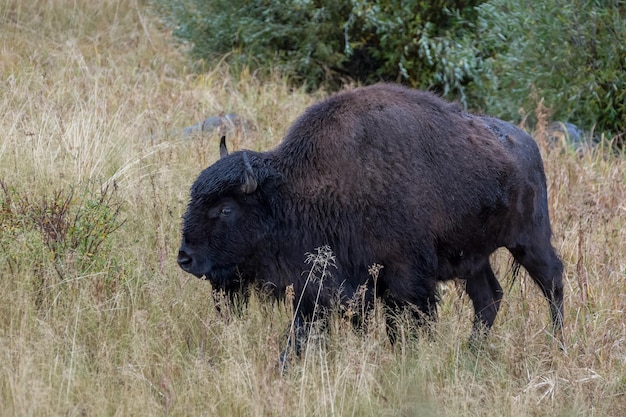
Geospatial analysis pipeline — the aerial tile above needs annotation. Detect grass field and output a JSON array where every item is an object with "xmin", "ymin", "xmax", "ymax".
[{"xmin": 1, "ymin": 1, "xmax": 625, "ymax": 416}]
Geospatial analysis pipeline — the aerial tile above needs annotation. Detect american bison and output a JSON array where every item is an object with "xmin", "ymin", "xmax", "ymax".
[{"xmin": 177, "ymin": 83, "xmax": 564, "ymax": 347}]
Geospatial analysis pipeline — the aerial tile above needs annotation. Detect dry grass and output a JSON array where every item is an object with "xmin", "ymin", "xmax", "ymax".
[{"xmin": 1, "ymin": 1, "xmax": 625, "ymax": 416}]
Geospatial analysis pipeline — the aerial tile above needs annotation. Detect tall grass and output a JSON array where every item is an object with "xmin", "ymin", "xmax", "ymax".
[{"xmin": 1, "ymin": 1, "xmax": 624, "ymax": 416}]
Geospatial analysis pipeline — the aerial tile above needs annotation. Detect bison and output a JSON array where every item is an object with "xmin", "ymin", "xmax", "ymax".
[{"xmin": 177, "ymin": 83, "xmax": 564, "ymax": 348}]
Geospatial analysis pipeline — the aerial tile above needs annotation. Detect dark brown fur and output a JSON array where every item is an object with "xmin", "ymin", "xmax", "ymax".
[{"xmin": 178, "ymin": 83, "xmax": 564, "ymax": 343}]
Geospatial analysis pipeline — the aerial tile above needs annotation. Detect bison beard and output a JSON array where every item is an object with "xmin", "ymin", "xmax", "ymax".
[{"xmin": 177, "ymin": 83, "xmax": 564, "ymax": 356}]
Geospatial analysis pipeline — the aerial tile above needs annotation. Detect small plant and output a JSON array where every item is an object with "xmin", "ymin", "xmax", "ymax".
[
  {"xmin": 0, "ymin": 180, "xmax": 124, "ymax": 307},
  {"xmin": 1, "ymin": 181, "xmax": 123, "ymax": 265}
]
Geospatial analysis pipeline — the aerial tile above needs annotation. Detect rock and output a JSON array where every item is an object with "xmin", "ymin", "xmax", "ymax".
[
  {"xmin": 182, "ymin": 113, "xmax": 249, "ymax": 138},
  {"xmin": 546, "ymin": 122, "xmax": 598, "ymax": 155}
]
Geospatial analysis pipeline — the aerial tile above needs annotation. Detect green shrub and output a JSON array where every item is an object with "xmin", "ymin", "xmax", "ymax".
[
  {"xmin": 151, "ymin": 0, "xmax": 347, "ymax": 88},
  {"xmin": 345, "ymin": 0, "xmax": 484, "ymax": 105},
  {"xmin": 151, "ymin": 0, "xmax": 484, "ymax": 100},
  {"xmin": 152, "ymin": 0, "xmax": 624, "ymax": 139},
  {"xmin": 472, "ymin": 0, "xmax": 626, "ymax": 138}
]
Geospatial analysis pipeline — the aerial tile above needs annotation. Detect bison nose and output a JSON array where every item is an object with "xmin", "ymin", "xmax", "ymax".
[{"xmin": 177, "ymin": 250, "xmax": 193, "ymax": 271}]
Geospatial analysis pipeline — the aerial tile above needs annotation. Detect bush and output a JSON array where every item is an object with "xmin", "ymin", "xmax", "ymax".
[
  {"xmin": 151, "ymin": 0, "xmax": 347, "ymax": 87},
  {"xmin": 151, "ymin": 0, "xmax": 484, "ymax": 101},
  {"xmin": 344, "ymin": 0, "xmax": 484, "ymax": 105},
  {"xmin": 152, "ymin": 0, "xmax": 625, "ymax": 140},
  {"xmin": 472, "ymin": 0, "xmax": 626, "ymax": 138}
]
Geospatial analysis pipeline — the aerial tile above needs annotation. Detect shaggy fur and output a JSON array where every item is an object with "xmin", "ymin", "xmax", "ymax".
[{"xmin": 178, "ymin": 83, "xmax": 564, "ymax": 340}]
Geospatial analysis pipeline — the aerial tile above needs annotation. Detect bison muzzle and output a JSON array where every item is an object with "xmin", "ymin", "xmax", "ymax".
[{"xmin": 177, "ymin": 83, "xmax": 564, "ymax": 347}]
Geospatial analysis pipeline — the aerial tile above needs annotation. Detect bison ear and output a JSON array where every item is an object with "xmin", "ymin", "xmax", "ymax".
[
  {"xmin": 219, "ymin": 135, "xmax": 228, "ymax": 159},
  {"xmin": 241, "ymin": 152, "xmax": 258, "ymax": 194}
]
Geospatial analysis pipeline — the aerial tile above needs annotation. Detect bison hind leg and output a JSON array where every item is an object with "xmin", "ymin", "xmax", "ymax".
[
  {"xmin": 464, "ymin": 258, "xmax": 504, "ymax": 343},
  {"xmin": 508, "ymin": 241, "xmax": 564, "ymax": 338}
]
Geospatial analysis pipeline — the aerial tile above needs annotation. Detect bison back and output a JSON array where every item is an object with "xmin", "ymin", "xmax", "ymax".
[{"xmin": 273, "ymin": 84, "xmax": 524, "ymax": 240}]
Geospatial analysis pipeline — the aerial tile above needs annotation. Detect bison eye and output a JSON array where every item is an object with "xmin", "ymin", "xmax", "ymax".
[{"xmin": 220, "ymin": 207, "xmax": 233, "ymax": 217}]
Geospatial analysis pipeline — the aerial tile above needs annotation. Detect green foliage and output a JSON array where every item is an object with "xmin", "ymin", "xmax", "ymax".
[
  {"xmin": 152, "ymin": 0, "xmax": 625, "ymax": 139},
  {"xmin": 151, "ymin": 0, "xmax": 483, "ymax": 100},
  {"xmin": 472, "ymin": 0, "xmax": 626, "ymax": 137},
  {"xmin": 151, "ymin": 0, "xmax": 349, "ymax": 88},
  {"xmin": 345, "ymin": 0, "xmax": 484, "ymax": 105}
]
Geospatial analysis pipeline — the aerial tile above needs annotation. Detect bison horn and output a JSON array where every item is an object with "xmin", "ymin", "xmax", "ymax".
[
  {"xmin": 219, "ymin": 135, "xmax": 228, "ymax": 158},
  {"xmin": 241, "ymin": 152, "xmax": 258, "ymax": 194}
]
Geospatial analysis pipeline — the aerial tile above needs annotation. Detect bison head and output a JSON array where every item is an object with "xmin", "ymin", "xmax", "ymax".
[{"xmin": 177, "ymin": 137, "xmax": 281, "ymax": 290}]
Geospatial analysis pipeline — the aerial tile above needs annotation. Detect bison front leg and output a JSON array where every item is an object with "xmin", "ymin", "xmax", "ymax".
[
  {"xmin": 279, "ymin": 313, "xmax": 306, "ymax": 371},
  {"xmin": 279, "ymin": 311, "xmax": 327, "ymax": 371},
  {"xmin": 464, "ymin": 258, "xmax": 504, "ymax": 343}
]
